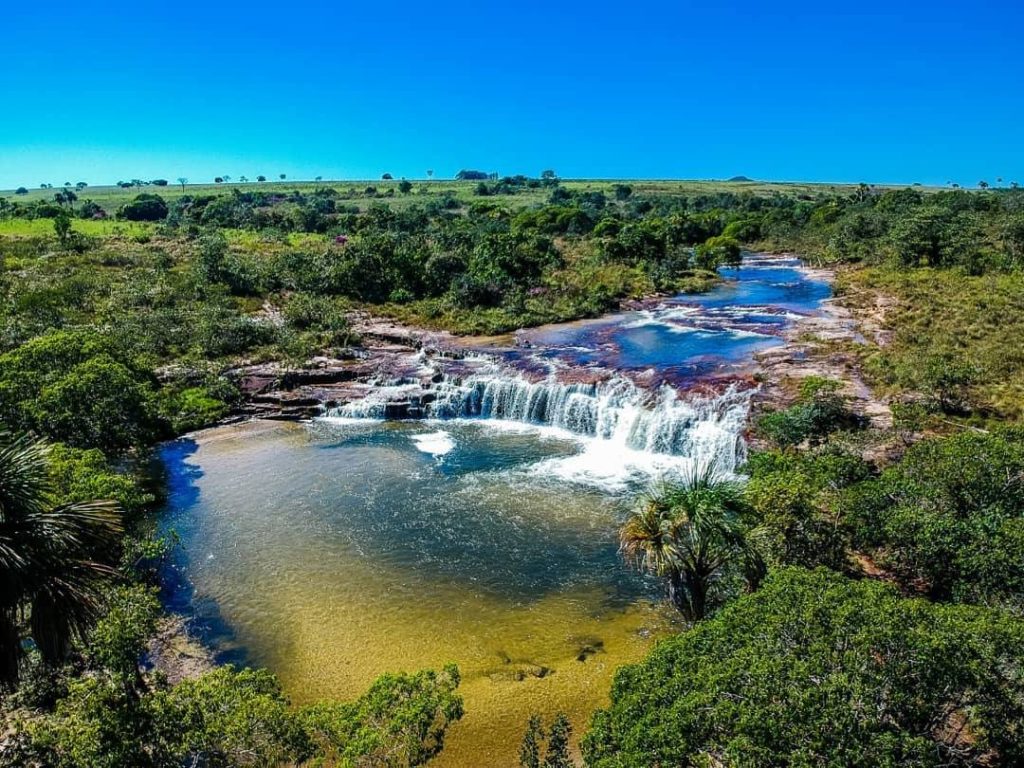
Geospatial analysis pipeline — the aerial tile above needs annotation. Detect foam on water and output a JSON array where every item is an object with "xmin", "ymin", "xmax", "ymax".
[
  {"xmin": 325, "ymin": 372, "xmax": 752, "ymax": 489},
  {"xmin": 410, "ymin": 430, "xmax": 455, "ymax": 457}
]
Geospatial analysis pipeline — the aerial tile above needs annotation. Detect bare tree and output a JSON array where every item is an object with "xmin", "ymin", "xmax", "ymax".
[{"xmin": 177, "ymin": 177, "xmax": 188, "ymax": 192}]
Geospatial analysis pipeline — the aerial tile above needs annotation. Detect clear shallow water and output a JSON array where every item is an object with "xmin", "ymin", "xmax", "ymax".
[
  {"xmin": 159, "ymin": 256, "xmax": 830, "ymax": 766},
  {"xmin": 518, "ymin": 254, "xmax": 831, "ymax": 378}
]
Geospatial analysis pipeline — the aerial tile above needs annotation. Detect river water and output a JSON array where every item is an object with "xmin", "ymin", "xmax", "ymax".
[{"xmin": 159, "ymin": 256, "xmax": 830, "ymax": 766}]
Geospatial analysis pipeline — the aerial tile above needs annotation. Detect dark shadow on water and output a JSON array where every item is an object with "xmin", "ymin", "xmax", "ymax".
[{"xmin": 156, "ymin": 438, "xmax": 251, "ymax": 668}]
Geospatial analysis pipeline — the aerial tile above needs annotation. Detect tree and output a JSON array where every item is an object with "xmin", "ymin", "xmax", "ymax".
[
  {"xmin": 519, "ymin": 713, "xmax": 572, "ymax": 768},
  {"xmin": 279, "ymin": 173, "xmax": 286, "ymax": 180},
  {"xmin": 28, "ymin": 661, "xmax": 463, "ymax": 767},
  {"xmin": 53, "ymin": 210, "xmax": 73, "ymax": 248},
  {"xmin": 620, "ymin": 463, "xmax": 765, "ymax": 621},
  {"xmin": 694, "ymin": 234, "xmax": 741, "ymax": 269},
  {"xmin": 543, "ymin": 714, "xmax": 572, "ymax": 768},
  {"xmin": 382, "ymin": 173, "xmax": 394, "ymax": 180},
  {"xmin": 583, "ymin": 568, "xmax": 1024, "ymax": 768},
  {"xmin": 520, "ymin": 715, "xmax": 542, "ymax": 768},
  {"xmin": 979, "ymin": 180, "xmax": 989, "ymax": 189},
  {"xmin": 0, "ymin": 432, "xmax": 123, "ymax": 689},
  {"xmin": 151, "ymin": 179, "xmax": 168, "ymax": 186},
  {"xmin": 54, "ymin": 188, "xmax": 77, "ymax": 211},
  {"xmin": 920, "ymin": 353, "xmax": 978, "ymax": 413},
  {"xmin": 257, "ymin": 175, "xmax": 266, "ymax": 182},
  {"xmin": 75, "ymin": 181, "xmax": 87, "ymax": 190},
  {"xmin": 399, "ymin": 179, "xmax": 413, "ymax": 194},
  {"xmin": 426, "ymin": 169, "xmax": 434, "ymax": 180},
  {"xmin": 177, "ymin": 177, "xmax": 188, "ymax": 191},
  {"xmin": 15, "ymin": 187, "xmax": 28, "ymax": 195},
  {"xmin": 845, "ymin": 430, "xmax": 1024, "ymax": 605},
  {"xmin": 214, "ymin": 177, "xmax": 224, "ymax": 184},
  {"xmin": 238, "ymin": 175, "xmax": 248, "ymax": 183},
  {"xmin": 314, "ymin": 175, "xmax": 322, "ymax": 182}
]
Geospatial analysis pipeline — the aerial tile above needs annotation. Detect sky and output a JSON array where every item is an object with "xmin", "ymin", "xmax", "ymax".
[{"xmin": 1, "ymin": 1, "xmax": 1022, "ymax": 189}]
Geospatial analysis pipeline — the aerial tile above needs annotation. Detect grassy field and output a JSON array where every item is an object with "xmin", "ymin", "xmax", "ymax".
[
  {"xmin": 0, "ymin": 217, "xmax": 156, "ymax": 238},
  {"xmin": 2, "ymin": 178, "xmax": 941, "ymax": 214},
  {"xmin": 837, "ymin": 266, "xmax": 1024, "ymax": 421}
]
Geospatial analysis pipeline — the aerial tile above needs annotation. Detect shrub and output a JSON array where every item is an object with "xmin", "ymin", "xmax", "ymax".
[
  {"xmin": 757, "ymin": 377, "xmax": 863, "ymax": 447},
  {"xmin": 118, "ymin": 193, "xmax": 168, "ymax": 222}
]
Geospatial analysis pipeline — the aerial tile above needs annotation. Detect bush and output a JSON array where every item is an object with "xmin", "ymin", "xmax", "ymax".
[
  {"xmin": 48, "ymin": 444, "xmax": 154, "ymax": 515},
  {"xmin": 0, "ymin": 331, "xmax": 162, "ymax": 453},
  {"xmin": 118, "ymin": 193, "xmax": 168, "ymax": 222},
  {"xmin": 757, "ymin": 377, "xmax": 863, "ymax": 447}
]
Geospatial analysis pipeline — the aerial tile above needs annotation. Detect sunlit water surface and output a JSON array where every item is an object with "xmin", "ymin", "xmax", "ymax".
[{"xmin": 159, "ymin": 257, "xmax": 830, "ymax": 766}]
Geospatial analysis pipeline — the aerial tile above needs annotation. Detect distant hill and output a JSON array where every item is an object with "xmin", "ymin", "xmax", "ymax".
[{"xmin": 727, "ymin": 175, "xmax": 754, "ymax": 182}]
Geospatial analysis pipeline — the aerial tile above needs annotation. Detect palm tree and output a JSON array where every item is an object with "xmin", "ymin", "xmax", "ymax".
[
  {"xmin": 620, "ymin": 463, "xmax": 765, "ymax": 621},
  {"xmin": 0, "ymin": 433, "xmax": 123, "ymax": 689}
]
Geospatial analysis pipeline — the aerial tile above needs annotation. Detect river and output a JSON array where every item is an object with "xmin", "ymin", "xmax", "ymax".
[{"xmin": 159, "ymin": 255, "xmax": 830, "ymax": 766}]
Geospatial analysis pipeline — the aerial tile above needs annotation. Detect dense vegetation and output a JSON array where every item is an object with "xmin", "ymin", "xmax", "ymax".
[
  {"xmin": 3, "ymin": 177, "xmax": 1024, "ymax": 766},
  {"xmin": 584, "ymin": 568, "xmax": 1024, "ymax": 767}
]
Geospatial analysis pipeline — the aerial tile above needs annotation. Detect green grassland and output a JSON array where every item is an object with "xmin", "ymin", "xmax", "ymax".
[{"xmin": 2, "ymin": 177, "xmax": 940, "ymax": 215}]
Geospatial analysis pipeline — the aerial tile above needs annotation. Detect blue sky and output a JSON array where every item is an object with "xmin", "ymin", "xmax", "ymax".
[{"xmin": 2, "ymin": 1, "xmax": 1022, "ymax": 188}]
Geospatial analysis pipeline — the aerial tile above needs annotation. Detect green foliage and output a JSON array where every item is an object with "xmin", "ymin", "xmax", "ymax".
[
  {"xmin": 543, "ymin": 714, "xmax": 572, "ymax": 768},
  {"xmin": 47, "ymin": 443, "xmax": 154, "ymax": 516},
  {"xmin": 23, "ymin": 661, "xmax": 464, "ymax": 768},
  {"xmin": 53, "ymin": 210, "xmax": 72, "ymax": 248},
  {"xmin": 32, "ymin": 356, "xmax": 160, "ymax": 453},
  {"xmin": 118, "ymin": 193, "xmax": 168, "ymax": 222},
  {"xmin": 86, "ymin": 585, "xmax": 161, "ymax": 683},
  {"xmin": 520, "ymin": 714, "xmax": 543, "ymax": 768},
  {"xmin": 159, "ymin": 386, "xmax": 230, "ymax": 433},
  {"xmin": 583, "ymin": 567, "xmax": 1024, "ymax": 768},
  {"xmin": 0, "ymin": 330, "xmax": 162, "ymax": 453},
  {"xmin": 620, "ymin": 464, "xmax": 765, "ymax": 621},
  {"xmin": 519, "ymin": 713, "xmax": 572, "ymax": 768},
  {"xmin": 0, "ymin": 432, "xmax": 123, "ymax": 688},
  {"xmin": 744, "ymin": 446, "xmax": 871, "ymax": 569},
  {"xmin": 165, "ymin": 667, "xmax": 310, "ymax": 767},
  {"xmin": 694, "ymin": 235, "xmax": 742, "ymax": 269},
  {"xmin": 920, "ymin": 353, "xmax": 979, "ymax": 414},
  {"xmin": 845, "ymin": 430, "xmax": 1024, "ymax": 605},
  {"xmin": 300, "ymin": 664, "xmax": 464, "ymax": 766},
  {"xmin": 757, "ymin": 376, "xmax": 863, "ymax": 448}
]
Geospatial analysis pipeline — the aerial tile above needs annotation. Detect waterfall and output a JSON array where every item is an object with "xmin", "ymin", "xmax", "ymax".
[{"xmin": 324, "ymin": 371, "xmax": 752, "ymax": 474}]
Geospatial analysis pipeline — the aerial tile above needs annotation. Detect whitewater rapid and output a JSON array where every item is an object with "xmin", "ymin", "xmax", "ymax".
[{"xmin": 322, "ymin": 370, "xmax": 752, "ymax": 490}]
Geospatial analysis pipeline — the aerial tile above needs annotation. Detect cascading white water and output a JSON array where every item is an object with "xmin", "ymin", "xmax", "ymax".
[{"xmin": 324, "ymin": 370, "xmax": 753, "ymax": 475}]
